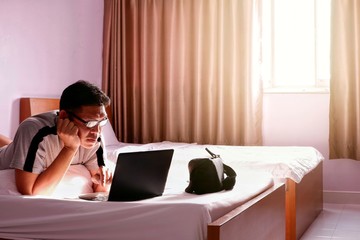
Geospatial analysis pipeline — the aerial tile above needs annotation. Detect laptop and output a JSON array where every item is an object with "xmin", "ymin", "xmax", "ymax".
[{"xmin": 79, "ymin": 149, "xmax": 174, "ymax": 202}]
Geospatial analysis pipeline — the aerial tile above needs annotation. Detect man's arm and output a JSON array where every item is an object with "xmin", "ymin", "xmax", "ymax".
[
  {"xmin": 15, "ymin": 115, "xmax": 80, "ymax": 196},
  {"xmin": 15, "ymin": 146, "xmax": 77, "ymax": 195},
  {"xmin": 0, "ymin": 134, "xmax": 11, "ymax": 147}
]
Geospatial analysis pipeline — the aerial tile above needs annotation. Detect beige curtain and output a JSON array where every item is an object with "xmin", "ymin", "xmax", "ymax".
[
  {"xmin": 329, "ymin": 0, "xmax": 360, "ymax": 160},
  {"xmin": 102, "ymin": 0, "xmax": 262, "ymax": 145}
]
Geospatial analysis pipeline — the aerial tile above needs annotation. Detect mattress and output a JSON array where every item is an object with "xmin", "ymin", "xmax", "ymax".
[
  {"xmin": 0, "ymin": 125, "xmax": 324, "ymax": 239},
  {"xmin": 106, "ymin": 141, "xmax": 324, "ymax": 183},
  {"xmin": 0, "ymin": 149, "xmax": 274, "ymax": 240}
]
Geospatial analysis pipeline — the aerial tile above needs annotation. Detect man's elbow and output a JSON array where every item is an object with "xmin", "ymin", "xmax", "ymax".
[
  {"xmin": 16, "ymin": 184, "xmax": 34, "ymax": 195},
  {"xmin": 14, "ymin": 169, "xmax": 38, "ymax": 195}
]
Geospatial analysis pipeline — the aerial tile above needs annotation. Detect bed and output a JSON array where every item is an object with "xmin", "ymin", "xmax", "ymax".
[
  {"xmin": 0, "ymin": 97, "xmax": 324, "ymax": 240},
  {"xmin": 105, "ymin": 142, "xmax": 323, "ymax": 240}
]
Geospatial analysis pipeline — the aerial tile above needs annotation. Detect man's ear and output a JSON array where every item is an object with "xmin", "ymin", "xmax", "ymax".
[{"xmin": 58, "ymin": 110, "xmax": 68, "ymax": 119}]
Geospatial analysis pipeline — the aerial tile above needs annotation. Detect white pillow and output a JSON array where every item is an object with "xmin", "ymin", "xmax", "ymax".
[
  {"xmin": 52, "ymin": 165, "xmax": 94, "ymax": 198},
  {"xmin": 101, "ymin": 123, "xmax": 119, "ymax": 146},
  {"xmin": 0, "ymin": 166, "xmax": 94, "ymax": 198}
]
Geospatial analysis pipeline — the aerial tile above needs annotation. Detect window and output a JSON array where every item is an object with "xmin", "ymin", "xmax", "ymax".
[{"xmin": 260, "ymin": 0, "xmax": 331, "ymax": 92}]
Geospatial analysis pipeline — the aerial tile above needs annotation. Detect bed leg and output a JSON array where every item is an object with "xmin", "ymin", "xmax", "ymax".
[{"xmin": 286, "ymin": 179, "xmax": 296, "ymax": 240}]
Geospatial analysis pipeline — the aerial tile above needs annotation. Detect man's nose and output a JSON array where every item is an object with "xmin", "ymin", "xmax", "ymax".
[{"xmin": 90, "ymin": 124, "xmax": 101, "ymax": 133}]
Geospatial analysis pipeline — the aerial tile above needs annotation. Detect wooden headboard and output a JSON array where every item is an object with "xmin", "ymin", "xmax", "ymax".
[
  {"xmin": 20, "ymin": 98, "xmax": 60, "ymax": 123},
  {"xmin": 19, "ymin": 97, "xmax": 112, "ymax": 124}
]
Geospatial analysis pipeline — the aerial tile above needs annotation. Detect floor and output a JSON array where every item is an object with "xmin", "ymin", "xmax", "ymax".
[{"xmin": 300, "ymin": 203, "xmax": 360, "ymax": 240}]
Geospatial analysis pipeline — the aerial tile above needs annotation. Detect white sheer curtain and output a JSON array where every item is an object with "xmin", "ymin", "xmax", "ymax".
[{"xmin": 103, "ymin": 0, "xmax": 262, "ymax": 145}]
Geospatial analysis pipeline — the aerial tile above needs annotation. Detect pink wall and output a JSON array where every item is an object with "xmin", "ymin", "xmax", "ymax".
[
  {"xmin": 0, "ymin": 0, "xmax": 104, "ymax": 137},
  {"xmin": 0, "ymin": 1, "xmax": 357, "ymax": 193},
  {"xmin": 263, "ymin": 93, "xmax": 360, "ymax": 192},
  {"xmin": 263, "ymin": 94, "xmax": 329, "ymax": 157}
]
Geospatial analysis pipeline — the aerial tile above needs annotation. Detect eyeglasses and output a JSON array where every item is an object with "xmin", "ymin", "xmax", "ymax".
[{"xmin": 68, "ymin": 112, "xmax": 108, "ymax": 128}]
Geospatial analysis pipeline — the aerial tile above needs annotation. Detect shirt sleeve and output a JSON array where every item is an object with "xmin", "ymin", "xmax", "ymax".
[
  {"xmin": 9, "ymin": 116, "xmax": 59, "ymax": 174},
  {"xmin": 9, "ymin": 120, "xmax": 47, "ymax": 174}
]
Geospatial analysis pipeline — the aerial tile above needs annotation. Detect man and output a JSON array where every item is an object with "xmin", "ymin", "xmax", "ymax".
[{"xmin": 0, "ymin": 80, "xmax": 112, "ymax": 195}]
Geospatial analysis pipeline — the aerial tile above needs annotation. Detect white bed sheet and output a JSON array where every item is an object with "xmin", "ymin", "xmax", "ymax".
[
  {"xmin": 0, "ymin": 168, "xmax": 273, "ymax": 240},
  {"xmin": 0, "ymin": 126, "xmax": 324, "ymax": 240},
  {"xmin": 0, "ymin": 138, "xmax": 274, "ymax": 240},
  {"xmin": 105, "ymin": 141, "xmax": 324, "ymax": 183}
]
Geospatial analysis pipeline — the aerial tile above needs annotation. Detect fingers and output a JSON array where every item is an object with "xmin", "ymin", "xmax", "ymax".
[
  {"xmin": 91, "ymin": 174, "xmax": 101, "ymax": 185},
  {"xmin": 57, "ymin": 118, "xmax": 78, "ymax": 135},
  {"xmin": 57, "ymin": 110, "xmax": 77, "ymax": 134},
  {"xmin": 99, "ymin": 169, "xmax": 105, "ymax": 186},
  {"xmin": 96, "ymin": 167, "xmax": 113, "ymax": 186},
  {"xmin": 57, "ymin": 117, "xmax": 80, "ymax": 151},
  {"xmin": 105, "ymin": 167, "xmax": 113, "ymax": 184}
]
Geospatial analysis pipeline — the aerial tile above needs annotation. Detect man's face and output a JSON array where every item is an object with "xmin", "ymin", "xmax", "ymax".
[{"xmin": 70, "ymin": 105, "xmax": 108, "ymax": 149}]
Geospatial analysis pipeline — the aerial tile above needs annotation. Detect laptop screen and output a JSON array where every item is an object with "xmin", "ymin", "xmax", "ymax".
[{"xmin": 108, "ymin": 149, "xmax": 174, "ymax": 201}]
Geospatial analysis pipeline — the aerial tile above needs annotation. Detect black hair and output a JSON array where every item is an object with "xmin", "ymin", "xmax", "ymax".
[{"xmin": 59, "ymin": 80, "xmax": 110, "ymax": 111}]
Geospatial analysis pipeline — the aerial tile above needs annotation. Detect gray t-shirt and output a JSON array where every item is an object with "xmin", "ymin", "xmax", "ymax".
[{"xmin": 0, "ymin": 111, "xmax": 105, "ymax": 174}]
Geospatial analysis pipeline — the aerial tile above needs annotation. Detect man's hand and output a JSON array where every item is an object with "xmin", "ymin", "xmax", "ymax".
[
  {"xmin": 57, "ymin": 110, "xmax": 80, "ymax": 151},
  {"xmin": 91, "ymin": 166, "xmax": 113, "ymax": 192}
]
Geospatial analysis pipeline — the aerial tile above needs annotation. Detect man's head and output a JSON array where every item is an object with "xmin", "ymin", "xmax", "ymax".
[
  {"xmin": 60, "ymin": 80, "xmax": 110, "ymax": 111},
  {"xmin": 59, "ymin": 80, "xmax": 111, "ymax": 149}
]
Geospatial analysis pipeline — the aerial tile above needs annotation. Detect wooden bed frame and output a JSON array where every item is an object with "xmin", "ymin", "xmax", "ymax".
[
  {"xmin": 209, "ymin": 163, "xmax": 323, "ymax": 240},
  {"xmin": 19, "ymin": 97, "xmax": 323, "ymax": 240},
  {"xmin": 209, "ymin": 184, "xmax": 285, "ymax": 240},
  {"xmin": 286, "ymin": 162, "xmax": 323, "ymax": 240}
]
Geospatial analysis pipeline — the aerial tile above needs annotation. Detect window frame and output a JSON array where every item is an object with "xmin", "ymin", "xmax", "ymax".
[{"xmin": 260, "ymin": 0, "xmax": 330, "ymax": 94}]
